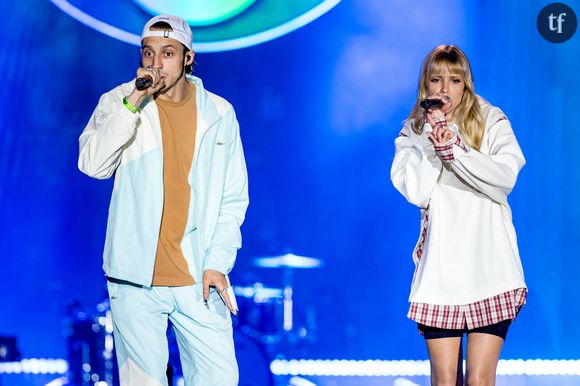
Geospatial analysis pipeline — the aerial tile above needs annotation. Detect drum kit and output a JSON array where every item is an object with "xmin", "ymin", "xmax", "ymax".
[
  {"xmin": 65, "ymin": 253, "xmax": 322, "ymax": 386},
  {"xmin": 235, "ymin": 253, "xmax": 321, "ymax": 346}
]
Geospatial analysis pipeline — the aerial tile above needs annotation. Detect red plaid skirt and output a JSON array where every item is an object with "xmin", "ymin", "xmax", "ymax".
[{"xmin": 408, "ymin": 288, "xmax": 527, "ymax": 329}]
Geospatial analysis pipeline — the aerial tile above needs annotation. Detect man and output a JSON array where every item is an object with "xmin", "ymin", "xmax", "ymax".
[{"xmin": 78, "ymin": 14, "xmax": 248, "ymax": 386}]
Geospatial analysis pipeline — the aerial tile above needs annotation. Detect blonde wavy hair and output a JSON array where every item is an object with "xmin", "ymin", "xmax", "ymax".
[{"xmin": 409, "ymin": 45, "xmax": 484, "ymax": 150}]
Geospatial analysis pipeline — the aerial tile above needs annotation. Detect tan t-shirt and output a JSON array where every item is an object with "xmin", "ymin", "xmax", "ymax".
[{"xmin": 152, "ymin": 83, "xmax": 197, "ymax": 286}]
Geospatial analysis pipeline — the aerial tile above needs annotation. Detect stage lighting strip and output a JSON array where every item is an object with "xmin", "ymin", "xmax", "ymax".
[
  {"xmin": 1, "ymin": 358, "xmax": 580, "ymax": 376},
  {"xmin": 0, "ymin": 359, "xmax": 67, "ymax": 374},
  {"xmin": 270, "ymin": 359, "xmax": 580, "ymax": 376}
]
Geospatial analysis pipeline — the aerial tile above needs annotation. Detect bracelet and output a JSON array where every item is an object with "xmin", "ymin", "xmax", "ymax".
[{"xmin": 122, "ymin": 97, "xmax": 140, "ymax": 113}]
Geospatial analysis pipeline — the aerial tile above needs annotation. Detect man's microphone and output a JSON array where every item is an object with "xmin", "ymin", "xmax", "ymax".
[
  {"xmin": 420, "ymin": 95, "xmax": 451, "ymax": 109},
  {"xmin": 135, "ymin": 76, "xmax": 153, "ymax": 91}
]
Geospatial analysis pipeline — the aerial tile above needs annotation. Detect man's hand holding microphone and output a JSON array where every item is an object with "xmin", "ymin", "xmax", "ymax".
[{"xmin": 124, "ymin": 66, "xmax": 165, "ymax": 110}]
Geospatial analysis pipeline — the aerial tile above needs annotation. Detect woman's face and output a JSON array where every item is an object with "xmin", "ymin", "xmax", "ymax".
[{"xmin": 427, "ymin": 66, "xmax": 465, "ymax": 117}]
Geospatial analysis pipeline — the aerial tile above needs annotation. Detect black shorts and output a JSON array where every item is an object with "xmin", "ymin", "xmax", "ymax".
[{"xmin": 418, "ymin": 319, "xmax": 512, "ymax": 340}]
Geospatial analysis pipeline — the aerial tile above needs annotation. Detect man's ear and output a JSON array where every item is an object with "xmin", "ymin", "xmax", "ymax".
[{"xmin": 185, "ymin": 52, "xmax": 195, "ymax": 66}]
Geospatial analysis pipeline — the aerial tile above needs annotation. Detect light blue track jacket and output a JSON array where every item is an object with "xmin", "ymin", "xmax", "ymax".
[{"xmin": 78, "ymin": 76, "xmax": 249, "ymax": 287}]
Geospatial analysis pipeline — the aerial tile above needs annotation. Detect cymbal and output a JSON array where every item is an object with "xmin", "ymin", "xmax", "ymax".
[
  {"xmin": 253, "ymin": 253, "xmax": 322, "ymax": 269},
  {"xmin": 234, "ymin": 285, "xmax": 283, "ymax": 299}
]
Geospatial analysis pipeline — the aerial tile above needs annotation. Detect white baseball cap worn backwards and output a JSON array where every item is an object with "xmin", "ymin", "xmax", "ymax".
[{"xmin": 141, "ymin": 14, "xmax": 193, "ymax": 51}]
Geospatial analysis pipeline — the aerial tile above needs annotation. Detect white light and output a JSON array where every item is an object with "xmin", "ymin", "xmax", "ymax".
[
  {"xmin": 0, "ymin": 359, "xmax": 68, "ymax": 374},
  {"xmin": 105, "ymin": 334, "xmax": 114, "ymax": 353},
  {"xmin": 289, "ymin": 376, "xmax": 317, "ymax": 386},
  {"xmin": 0, "ymin": 361, "xmax": 22, "ymax": 374},
  {"xmin": 283, "ymin": 286, "xmax": 293, "ymax": 332},
  {"xmin": 45, "ymin": 377, "xmax": 67, "ymax": 386},
  {"xmin": 270, "ymin": 359, "xmax": 580, "ymax": 377},
  {"xmin": 394, "ymin": 379, "xmax": 421, "ymax": 386},
  {"xmin": 105, "ymin": 310, "xmax": 114, "ymax": 334}
]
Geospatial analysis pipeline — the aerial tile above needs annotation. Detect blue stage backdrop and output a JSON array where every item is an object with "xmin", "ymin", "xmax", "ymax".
[{"xmin": 0, "ymin": 0, "xmax": 579, "ymax": 362}]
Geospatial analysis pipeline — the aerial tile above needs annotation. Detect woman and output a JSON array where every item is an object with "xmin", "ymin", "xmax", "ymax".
[{"xmin": 390, "ymin": 45, "xmax": 527, "ymax": 386}]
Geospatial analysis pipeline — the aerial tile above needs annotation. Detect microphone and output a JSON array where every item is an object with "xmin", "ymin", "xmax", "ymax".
[
  {"xmin": 420, "ymin": 95, "xmax": 451, "ymax": 109},
  {"xmin": 135, "ymin": 76, "xmax": 153, "ymax": 91}
]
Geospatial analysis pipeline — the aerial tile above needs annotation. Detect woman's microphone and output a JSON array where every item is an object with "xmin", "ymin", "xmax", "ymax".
[{"xmin": 420, "ymin": 95, "xmax": 451, "ymax": 109}]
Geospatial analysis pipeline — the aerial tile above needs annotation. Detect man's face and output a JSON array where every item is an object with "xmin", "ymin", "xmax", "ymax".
[{"xmin": 141, "ymin": 37, "xmax": 193, "ymax": 91}]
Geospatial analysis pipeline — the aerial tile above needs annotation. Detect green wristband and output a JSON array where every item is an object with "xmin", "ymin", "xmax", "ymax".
[{"xmin": 122, "ymin": 97, "xmax": 140, "ymax": 113}]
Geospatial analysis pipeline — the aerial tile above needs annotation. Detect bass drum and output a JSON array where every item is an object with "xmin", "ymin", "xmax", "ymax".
[
  {"xmin": 235, "ymin": 331, "xmax": 274, "ymax": 386},
  {"xmin": 168, "ymin": 329, "xmax": 273, "ymax": 386}
]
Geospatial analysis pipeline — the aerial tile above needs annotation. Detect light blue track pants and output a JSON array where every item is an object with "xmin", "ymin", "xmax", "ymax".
[{"xmin": 107, "ymin": 281, "xmax": 238, "ymax": 386}]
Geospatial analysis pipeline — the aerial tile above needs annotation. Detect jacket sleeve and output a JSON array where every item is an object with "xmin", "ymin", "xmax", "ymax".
[
  {"xmin": 448, "ymin": 117, "xmax": 525, "ymax": 204},
  {"xmin": 78, "ymin": 91, "xmax": 140, "ymax": 179},
  {"xmin": 390, "ymin": 123, "xmax": 442, "ymax": 208},
  {"xmin": 203, "ymin": 111, "xmax": 249, "ymax": 274}
]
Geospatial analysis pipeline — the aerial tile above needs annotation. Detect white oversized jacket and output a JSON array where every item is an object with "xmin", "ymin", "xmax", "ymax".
[
  {"xmin": 391, "ymin": 96, "xmax": 527, "ymax": 305},
  {"xmin": 79, "ymin": 76, "xmax": 249, "ymax": 287}
]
